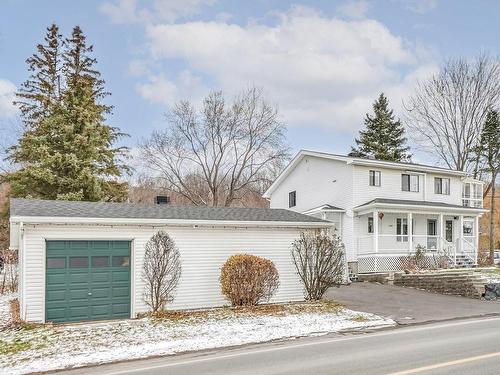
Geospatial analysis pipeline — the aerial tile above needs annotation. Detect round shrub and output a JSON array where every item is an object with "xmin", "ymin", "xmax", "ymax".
[{"xmin": 220, "ymin": 254, "xmax": 280, "ymax": 307}]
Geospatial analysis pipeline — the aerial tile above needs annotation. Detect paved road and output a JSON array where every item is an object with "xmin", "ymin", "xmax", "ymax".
[
  {"xmin": 59, "ymin": 316, "xmax": 500, "ymax": 375},
  {"xmin": 326, "ymin": 282, "xmax": 500, "ymax": 324}
]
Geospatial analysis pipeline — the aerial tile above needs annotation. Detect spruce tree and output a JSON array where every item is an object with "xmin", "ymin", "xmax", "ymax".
[
  {"xmin": 14, "ymin": 24, "xmax": 63, "ymax": 128},
  {"xmin": 7, "ymin": 25, "xmax": 129, "ymax": 202},
  {"xmin": 349, "ymin": 93, "xmax": 411, "ymax": 162}
]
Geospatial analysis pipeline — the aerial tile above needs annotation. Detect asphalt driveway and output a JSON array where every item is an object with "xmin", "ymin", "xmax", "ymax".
[{"xmin": 326, "ymin": 282, "xmax": 500, "ymax": 324}]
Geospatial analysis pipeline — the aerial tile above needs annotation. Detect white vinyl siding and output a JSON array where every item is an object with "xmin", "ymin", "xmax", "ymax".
[{"xmin": 19, "ymin": 224, "xmax": 312, "ymax": 323}]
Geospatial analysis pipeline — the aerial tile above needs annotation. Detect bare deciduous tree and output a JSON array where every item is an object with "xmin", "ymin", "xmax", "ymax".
[
  {"xmin": 142, "ymin": 231, "xmax": 181, "ymax": 312},
  {"xmin": 291, "ymin": 231, "xmax": 346, "ymax": 301},
  {"xmin": 140, "ymin": 88, "xmax": 290, "ymax": 207},
  {"xmin": 405, "ymin": 54, "xmax": 500, "ymax": 176}
]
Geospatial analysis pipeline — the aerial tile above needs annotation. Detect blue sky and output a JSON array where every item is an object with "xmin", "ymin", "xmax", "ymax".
[{"xmin": 1, "ymin": 0, "xmax": 499, "ymax": 164}]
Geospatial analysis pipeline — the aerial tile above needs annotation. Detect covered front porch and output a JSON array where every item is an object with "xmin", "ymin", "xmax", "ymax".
[{"xmin": 354, "ymin": 199, "xmax": 485, "ymax": 273}]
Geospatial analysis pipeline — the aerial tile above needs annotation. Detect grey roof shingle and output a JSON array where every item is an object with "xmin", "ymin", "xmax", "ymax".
[
  {"xmin": 354, "ymin": 198, "xmax": 483, "ymax": 210},
  {"xmin": 10, "ymin": 198, "xmax": 327, "ymax": 224}
]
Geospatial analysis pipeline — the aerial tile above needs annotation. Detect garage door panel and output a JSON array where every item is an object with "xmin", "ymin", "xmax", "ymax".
[
  {"xmin": 69, "ymin": 241, "xmax": 90, "ymax": 250},
  {"xmin": 46, "ymin": 273, "xmax": 66, "ymax": 285},
  {"xmin": 91, "ymin": 272, "xmax": 110, "ymax": 283},
  {"xmin": 69, "ymin": 306, "xmax": 90, "ymax": 319},
  {"xmin": 91, "ymin": 304, "xmax": 112, "ymax": 316},
  {"xmin": 90, "ymin": 287, "xmax": 111, "ymax": 299},
  {"xmin": 46, "ymin": 290, "xmax": 66, "ymax": 302},
  {"xmin": 46, "ymin": 308, "xmax": 67, "ymax": 320},
  {"xmin": 112, "ymin": 286, "xmax": 130, "ymax": 298},
  {"xmin": 112, "ymin": 303, "xmax": 130, "ymax": 315},
  {"xmin": 69, "ymin": 288, "xmax": 91, "ymax": 300},
  {"xmin": 112, "ymin": 271, "xmax": 130, "ymax": 282},
  {"xmin": 46, "ymin": 240, "xmax": 131, "ymax": 323},
  {"xmin": 69, "ymin": 272, "xmax": 89, "ymax": 284}
]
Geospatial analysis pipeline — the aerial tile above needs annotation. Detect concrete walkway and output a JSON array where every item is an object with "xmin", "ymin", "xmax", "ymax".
[{"xmin": 326, "ymin": 282, "xmax": 500, "ymax": 324}]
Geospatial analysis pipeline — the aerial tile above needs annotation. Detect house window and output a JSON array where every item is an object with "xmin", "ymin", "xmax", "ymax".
[
  {"xmin": 369, "ymin": 170, "xmax": 381, "ymax": 186},
  {"xmin": 402, "ymin": 174, "xmax": 419, "ymax": 192},
  {"xmin": 462, "ymin": 182, "xmax": 482, "ymax": 208},
  {"xmin": 396, "ymin": 218, "xmax": 408, "ymax": 242},
  {"xmin": 434, "ymin": 177, "xmax": 450, "ymax": 195},
  {"xmin": 463, "ymin": 220, "xmax": 474, "ymax": 236},
  {"xmin": 368, "ymin": 217, "xmax": 374, "ymax": 233},
  {"xmin": 288, "ymin": 191, "xmax": 296, "ymax": 208}
]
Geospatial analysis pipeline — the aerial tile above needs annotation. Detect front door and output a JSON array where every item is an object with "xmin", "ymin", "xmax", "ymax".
[
  {"xmin": 427, "ymin": 219, "xmax": 437, "ymax": 249},
  {"xmin": 445, "ymin": 220, "xmax": 453, "ymax": 243}
]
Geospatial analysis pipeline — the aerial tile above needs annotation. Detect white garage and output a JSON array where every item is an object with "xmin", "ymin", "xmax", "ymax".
[{"xmin": 9, "ymin": 198, "xmax": 331, "ymax": 323}]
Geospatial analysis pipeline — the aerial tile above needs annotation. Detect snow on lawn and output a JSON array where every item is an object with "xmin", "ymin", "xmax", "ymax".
[{"xmin": 0, "ymin": 300, "xmax": 394, "ymax": 375}]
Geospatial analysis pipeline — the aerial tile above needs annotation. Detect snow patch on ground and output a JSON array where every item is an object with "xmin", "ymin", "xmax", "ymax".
[
  {"xmin": 0, "ymin": 292, "xmax": 16, "ymax": 328},
  {"xmin": 0, "ymin": 300, "xmax": 394, "ymax": 374}
]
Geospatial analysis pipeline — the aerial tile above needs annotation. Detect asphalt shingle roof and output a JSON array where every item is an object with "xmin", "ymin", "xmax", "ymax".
[
  {"xmin": 10, "ymin": 198, "xmax": 327, "ymax": 223},
  {"xmin": 354, "ymin": 198, "xmax": 482, "ymax": 210}
]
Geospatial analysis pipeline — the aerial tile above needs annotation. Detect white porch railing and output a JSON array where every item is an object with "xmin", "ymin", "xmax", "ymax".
[{"xmin": 357, "ymin": 234, "xmax": 477, "ymax": 268}]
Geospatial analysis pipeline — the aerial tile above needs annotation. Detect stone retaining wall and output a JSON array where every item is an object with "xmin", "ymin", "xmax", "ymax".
[{"xmin": 393, "ymin": 272, "xmax": 484, "ymax": 299}]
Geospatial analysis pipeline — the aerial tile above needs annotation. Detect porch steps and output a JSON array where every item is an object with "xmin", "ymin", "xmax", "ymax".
[
  {"xmin": 453, "ymin": 255, "xmax": 476, "ymax": 268},
  {"xmin": 393, "ymin": 271, "xmax": 486, "ymax": 299}
]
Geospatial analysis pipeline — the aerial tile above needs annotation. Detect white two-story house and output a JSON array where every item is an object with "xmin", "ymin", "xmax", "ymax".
[{"xmin": 263, "ymin": 150, "xmax": 486, "ymax": 274}]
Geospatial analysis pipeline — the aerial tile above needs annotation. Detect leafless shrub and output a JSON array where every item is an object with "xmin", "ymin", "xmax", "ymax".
[
  {"xmin": 0, "ymin": 248, "xmax": 18, "ymax": 294},
  {"xmin": 291, "ymin": 231, "xmax": 346, "ymax": 300},
  {"xmin": 9, "ymin": 298, "xmax": 20, "ymax": 324},
  {"xmin": 401, "ymin": 244, "xmax": 450, "ymax": 272},
  {"xmin": 142, "ymin": 231, "xmax": 181, "ymax": 313},
  {"xmin": 220, "ymin": 254, "xmax": 280, "ymax": 306}
]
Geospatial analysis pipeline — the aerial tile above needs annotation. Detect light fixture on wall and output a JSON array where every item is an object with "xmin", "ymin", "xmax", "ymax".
[{"xmin": 379, "ymin": 212, "xmax": 384, "ymax": 220}]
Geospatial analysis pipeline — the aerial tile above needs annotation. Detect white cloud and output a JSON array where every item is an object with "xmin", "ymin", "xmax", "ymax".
[
  {"xmin": 0, "ymin": 79, "xmax": 17, "ymax": 119},
  {"xmin": 100, "ymin": 0, "xmax": 217, "ymax": 24},
  {"xmin": 137, "ymin": 70, "xmax": 207, "ymax": 106},
  {"xmin": 337, "ymin": 1, "xmax": 371, "ymax": 19},
  {"xmin": 137, "ymin": 6, "xmax": 431, "ymax": 133}
]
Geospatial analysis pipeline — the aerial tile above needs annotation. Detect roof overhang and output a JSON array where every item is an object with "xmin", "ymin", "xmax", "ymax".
[
  {"xmin": 347, "ymin": 160, "xmax": 468, "ymax": 176},
  {"xmin": 302, "ymin": 205, "xmax": 345, "ymax": 215},
  {"xmin": 10, "ymin": 215, "xmax": 333, "ymax": 229},
  {"xmin": 353, "ymin": 202, "xmax": 487, "ymax": 216},
  {"xmin": 263, "ymin": 149, "xmax": 471, "ymax": 199}
]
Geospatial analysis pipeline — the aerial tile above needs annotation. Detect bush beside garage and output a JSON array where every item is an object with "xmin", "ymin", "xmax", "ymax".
[{"xmin": 9, "ymin": 198, "xmax": 334, "ymax": 323}]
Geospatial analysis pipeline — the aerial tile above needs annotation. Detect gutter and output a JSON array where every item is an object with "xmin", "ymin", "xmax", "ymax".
[
  {"xmin": 353, "ymin": 203, "xmax": 488, "ymax": 214},
  {"xmin": 9, "ymin": 216, "xmax": 332, "ymax": 229}
]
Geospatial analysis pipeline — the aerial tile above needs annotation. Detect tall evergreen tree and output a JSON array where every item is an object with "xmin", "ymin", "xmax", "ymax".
[
  {"xmin": 477, "ymin": 109, "xmax": 500, "ymax": 263},
  {"xmin": 349, "ymin": 93, "xmax": 411, "ymax": 162},
  {"xmin": 14, "ymin": 24, "xmax": 63, "ymax": 128},
  {"xmin": 7, "ymin": 25, "xmax": 129, "ymax": 202}
]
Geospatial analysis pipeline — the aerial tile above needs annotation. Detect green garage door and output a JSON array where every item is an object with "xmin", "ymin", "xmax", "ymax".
[{"xmin": 46, "ymin": 240, "xmax": 131, "ymax": 323}]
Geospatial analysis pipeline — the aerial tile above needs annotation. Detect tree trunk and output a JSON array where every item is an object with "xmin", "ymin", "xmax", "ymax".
[{"xmin": 489, "ymin": 174, "xmax": 497, "ymax": 264}]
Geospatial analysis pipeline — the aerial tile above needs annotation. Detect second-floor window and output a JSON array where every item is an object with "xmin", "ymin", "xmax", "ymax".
[
  {"xmin": 369, "ymin": 170, "xmax": 381, "ymax": 186},
  {"xmin": 462, "ymin": 182, "xmax": 482, "ymax": 207},
  {"xmin": 288, "ymin": 191, "xmax": 296, "ymax": 208},
  {"xmin": 402, "ymin": 174, "xmax": 419, "ymax": 192},
  {"xmin": 434, "ymin": 177, "xmax": 450, "ymax": 195}
]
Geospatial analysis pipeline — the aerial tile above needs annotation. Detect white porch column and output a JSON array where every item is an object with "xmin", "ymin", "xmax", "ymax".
[
  {"xmin": 458, "ymin": 214, "xmax": 464, "ymax": 264},
  {"xmin": 474, "ymin": 215, "xmax": 479, "ymax": 265},
  {"xmin": 438, "ymin": 213, "xmax": 443, "ymax": 251},
  {"xmin": 407, "ymin": 212, "xmax": 413, "ymax": 254},
  {"xmin": 373, "ymin": 211, "xmax": 379, "ymax": 271}
]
